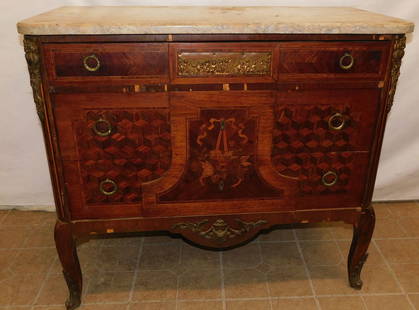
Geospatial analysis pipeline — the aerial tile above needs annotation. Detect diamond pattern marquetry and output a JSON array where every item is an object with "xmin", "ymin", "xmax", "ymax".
[
  {"xmin": 273, "ymin": 152, "xmax": 354, "ymax": 195},
  {"xmin": 271, "ymin": 105, "xmax": 358, "ymax": 196},
  {"xmin": 76, "ymin": 109, "xmax": 171, "ymax": 204},
  {"xmin": 272, "ymin": 105, "xmax": 356, "ymax": 155}
]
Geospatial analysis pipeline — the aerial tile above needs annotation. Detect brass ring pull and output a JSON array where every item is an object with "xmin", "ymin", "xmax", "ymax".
[
  {"xmin": 339, "ymin": 52, "xmax": 354, "ymax": 70},
  {"xmin": 328, "ymin": 113, "xmax": 345, "ymax": 130},
  {"xmin": 93, "ymin": 118, "xmax": 112, "ymax": 137},
  {"xmin": 83, "ymin": 54, "xmax": 100, "ymax": 72},
  {"xmin": 322, "ymin": 171, "xmax": 338, "ymax": 187},
  {"xmin": 99, "ymin": 178, "xmax": 118, "ymax": 196}
]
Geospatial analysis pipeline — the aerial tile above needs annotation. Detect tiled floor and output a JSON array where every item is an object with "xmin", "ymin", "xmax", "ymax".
[{"xmin": 1, "ymin": 201, "xmax": 419, "ymax": 310}]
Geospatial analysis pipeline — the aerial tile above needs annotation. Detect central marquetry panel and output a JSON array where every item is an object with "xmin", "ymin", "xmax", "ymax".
[{"xmin": 159, "ymin": 108, "xmax": 283, "ymax": 202}]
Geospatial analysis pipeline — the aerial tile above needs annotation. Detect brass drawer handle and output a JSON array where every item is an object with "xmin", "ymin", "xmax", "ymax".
[
  {"xmin": 99, "ymin": 178, "xmax": 118, "ymax": 196},
  {"xmin": 93, "ymin": 118, "xmax": 112, "ymax": 137},
  {"xmin": 339, "ymin": 52, "xmax": 354, "ymax": 70},
  {"xmin": 322, "ymin": 171, "xmax": 338, "ymax": 187},
  {"xmin": 328, "ymin": 113, "xmax": 345, "ymax": 130},
  {"xmin": 83, "ymin": 54, "xmax": 100, "ymax": 72}
]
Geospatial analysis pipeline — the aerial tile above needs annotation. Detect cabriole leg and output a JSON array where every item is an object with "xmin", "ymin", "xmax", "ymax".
[
  {"xmin": 347, "ymin": 205, "xmax": 375, "ymax": 289},
  {"xmin": 54, "ymin": 221, "xmax": 82, "ymax": 310}
]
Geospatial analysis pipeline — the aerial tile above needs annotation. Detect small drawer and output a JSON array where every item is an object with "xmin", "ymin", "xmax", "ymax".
[
  {"xmin": 170, "ymin": 42, "xmax": 278, "ymax": 83},
  {"xmin": 52, "ymin": 92, "xmax": 171, "ymax": 161},
  {"xmin": 43, "ymin": 43, "xmax": 169, "ymax": 81},
  {"xmin": 278, "ymin": 41, "xmax": 390, "ymax": 79},
  {"xmin": 272, "ymin": 151, "xmax": 370, "ymax": 209},
  {"xmin": 273, "ymin": 88, "xmax": 381, "ymax": 153}
]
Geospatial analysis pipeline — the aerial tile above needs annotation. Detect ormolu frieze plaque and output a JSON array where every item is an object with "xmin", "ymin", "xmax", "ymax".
[{"xmin": 177, "ymin": 51, "xmax": 272, "ymax": 77}]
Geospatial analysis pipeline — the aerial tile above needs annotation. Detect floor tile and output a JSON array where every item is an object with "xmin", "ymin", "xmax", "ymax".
[
  {"xmin": 309, "ymin": 264, "xmax": 358, "ymax": 295},
  {"xmin": 178, "ymin": 301, "xmax": 223, "ymax": 310},
  {"xmin": 337, "ymin": 241, "xmax": 385, "ymax": 266},
  {"xmin": 375, "ymin": 239, "xmax": 419, "ymax": 264},
  {"xmin": 260, "ymin": 242, "xmax": 303, "ymax": 267},
  {"xmin": 0, "ymin": 273, "xmax": 46, "ymax": 306},
  {"xmin": 318, "ymin": 296, "xmax": 366, "ymax": 310},
  {"xmin": 398, "ymin": 217, "xmax": 419, "ymax": 237},
  {"xmin": 258, "ymin": 225, "xmax": 295, "ymax": 242},
  {"xmin": 132, "ymin": 270, "xmax": 177, "ymax": 301},
  {"xmin": 271, "ymin": 298, "xmax": 318, "ymax": 310},
  {"xmin": 83, "ymin": 271, "xmax": 134, "ymax": 303},
  {"xmin": 1, "ymin": 210, "xmax": 55, "ymax": 226},
  {"xmin": 267, "ymin": 265, "xmax": 312, "ymax": 297},
  {"xmin": 99, "ymin": 246, "xmax": 140, "ymax": 272},
  {"xmin": 222, "ymin": 243, "xmax": 262, "ymax": 269},
  {"xmin": 22, "ymin": 224, "xmax": 55, "ymax": 248},
  {"xmin": 223, "ymin": 268, "xmax": 269, "ymax": 298},
  {"xmin": 0, "ymin": 226, "xmax": 32, "ymax": 249},
  {"xmin": 10, "ymin": 248, "xmax": 56, "ymax": 274},
  {"xmin": 295, "ymin": 223, "xmax": 334, "ymax": 240},
  {"xmin": 329, "ymin": 222, "xmax": 353, "ymax": 240},
  {"xmin": 75, "ymin": 245, "xmax": 104, "ymax": 275},
  {"xmin": 142, "ymin": 235, "xmax": 177, "ymax": 244},
  {"xmin": 363, "ymin": 295, "xmax": 413, "ymax": 310},
  {"xmin": 360, "ymin": 264, "xmax": 401, "ymax": 293},
  {"xmin": 372, "ymin": 202, "xmax": 394, "ymax": 219},
  {"xmin": 101, "ymin": 235, "xmax": 143, "ymax": 247},
  {"xmin": 392, "ymin": 264, "xmax": 419, "ymax": 292},
  {"xmin": 407, "ymin": 294, "xmax": 419, "ymax": 309},
  {"xmin": 385, "ymin": 201, "xmax": 419, "ymax": 218},
  {"xmin": 177, "ymin": 269, "xmax": 222, "ymax": 300},
  {"xmin": 81, "ymin": 304, "xmax": 128, "ymax": 310},
  {"xmin": 373, "ymin": 218, "xmax": 407, "ymax": 238},
  {"xmin": 35, "ymin": 273, "xmax": 68, "ymax": 305},
  {"xmin": 0, "ymin": 210, "xmax": 10, "ymax": 223},
  {"xmin": 225, "ymin": 299, "xmax": 271, "ymax": 310},
  {"xmin": 139, "ymin": 243, "xmax": 181, "ymax": 270},
  {"xmin": 129, "ymin": 302, "xmax": 176, "ymax": 310},
  {"xmin": 179, "ymin": 243, "xmax": 220, "ymax": 271},
  {"xmin": 300, "ymin": 241, "xmax": 343, "ymax": 266}
]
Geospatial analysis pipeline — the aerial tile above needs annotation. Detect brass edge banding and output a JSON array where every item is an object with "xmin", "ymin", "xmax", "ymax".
[
  {"xmin": 23, "ymin": 37, "xmax": 45, "ymax": 123},
  {"xmin": 387, "ymin": 35, "xmax": 406, "ymax": 113}
]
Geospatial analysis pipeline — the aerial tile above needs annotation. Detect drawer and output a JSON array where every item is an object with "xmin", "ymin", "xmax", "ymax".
[
  {"xmin": 62, "ymin": 160, "xmax": 147, "ymax": 219},
  {"xmin": 43, "ymin": 43, "xmax": 169, "ymax": 81},
  {"xmin": 169, "ymin": 42, "xmax": 278, "ymax": 83},
  {"xmin": 278, "ymin": 41, "xmax": 390, "ymax": 79},
  {"xmin": 273, "ymin": 151, "xmax": 370, "ymax": 209},
  {"xmin": 273, "ymin": 88, "xmax": 381, "ymax": 153},
  {"xmin": 52, "ymin": 92, "xmax": 170, "ymax": 160}
]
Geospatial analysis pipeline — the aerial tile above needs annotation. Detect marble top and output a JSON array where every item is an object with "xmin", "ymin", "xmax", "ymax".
[{"xmin": 17, "ymin": 6, "xmax": 414, "ymax": 35}]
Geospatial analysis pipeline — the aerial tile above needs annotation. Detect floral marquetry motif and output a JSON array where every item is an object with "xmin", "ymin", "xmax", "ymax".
[{"xmin": 159, "ymin": 109, "xmax": 283, "ymax": 202}]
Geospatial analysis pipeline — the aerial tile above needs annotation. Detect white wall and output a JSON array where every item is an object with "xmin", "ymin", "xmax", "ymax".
[{"xmin": 0, "ymin": 0, "xmax": 418, "ymax": 209}]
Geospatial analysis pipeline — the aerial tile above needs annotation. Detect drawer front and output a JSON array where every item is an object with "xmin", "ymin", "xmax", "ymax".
[
  {"xmin": 52, "ymin": 93, "xmax": 170, "ymax": 161},
  {"xmin": 43, "ymin": 43, "xmax": 168, "ymax": 81},
  {"xmin": 278, "ymin": 41, "xmax": 390, "ymax": 79},
  {"xmin": 273, "ymin": 88, "xmax": 381, "ymax": 153},
  {"xmin": 170, "ymin": 42, "xmax": 278, "ymax": 83},
  {"xmin": 53, "ymin": 93, "xmax": 172, "ymax": 219},
  {"xmin": 274, "ymin": 151, "xmax": 370, "ymax": 209}
]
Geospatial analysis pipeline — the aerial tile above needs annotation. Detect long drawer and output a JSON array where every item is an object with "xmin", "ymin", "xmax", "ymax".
[{"xmin": 43, "ymin": 43, "xmax": 169, "ymax": 82}]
